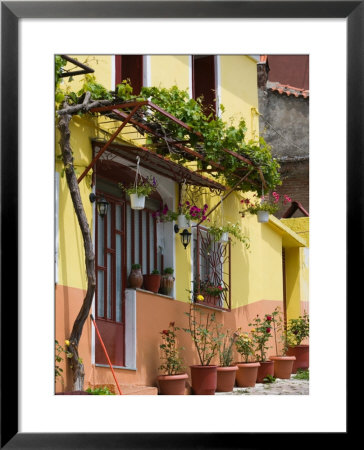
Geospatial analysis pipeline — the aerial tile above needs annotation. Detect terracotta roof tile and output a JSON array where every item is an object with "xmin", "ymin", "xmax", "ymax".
[{"xmin": 267, "ymin": 81, "xmax": 309, "ymax": 98}]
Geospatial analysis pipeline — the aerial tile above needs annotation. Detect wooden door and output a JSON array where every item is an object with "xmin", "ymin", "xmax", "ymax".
[{"xmin": 95, "ymin": 194, "xmax": 126, "ymax": 367}]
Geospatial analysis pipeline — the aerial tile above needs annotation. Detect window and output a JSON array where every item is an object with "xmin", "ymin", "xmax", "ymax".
[
  {"xmin": 193, "ymin": 226, "xmax": 231, "ymax": 310},
  {"xmin": 192, "ymin": 55, "xmax": 216, "ymax": 117},
  {"xmin": 115, "ymin": 55, "xmax": 144, "ymax": 95}
]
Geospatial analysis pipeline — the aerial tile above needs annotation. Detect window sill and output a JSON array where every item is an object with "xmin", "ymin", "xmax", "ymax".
[
  {"xmin": 194, "ymin": 300, "xmax": 230, "ymax": 312},
  {"xmin": 96, "ymin": 364, "xmax": 136, "ymax": 371},
  {"xmin": 135, "ymin": 288, "xmax": 175, "ymax": 300}
]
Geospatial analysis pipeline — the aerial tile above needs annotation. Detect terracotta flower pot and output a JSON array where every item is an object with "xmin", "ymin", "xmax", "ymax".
[
  {"xmin": 160, "ymin": 274, "xmax": 175, "ymax": 296},
  {"xmin": 236, "ymin": 362, "xmax": 261, "ymax": 387},
  {"xmin": 286, "ymin": 345, "xmax": 309, "ymax": 373},
  {"xmin": 143, "ymin": 274, "xmax": 161, "ymax": 293},
  {"xmin": 128, "ymin": 268, "xmax": 143, "ymax": 289},
  {"xmin": 256, "ymin": 360, "xmax": 274, "ymax": 383},
  {"xmin": 157, "ymin": 373, "xmax": 188, "ymax": 395},
  {"xmin": 216, "ymin": 366, "xmax": 238, "ymax": 392},
  {"xmin": 270, "ymin": 356, "xmax": 296, "ymax": 379},
  {"xmin": 190, "ymin": 365, "xmax": 217, "ymax": 395}
]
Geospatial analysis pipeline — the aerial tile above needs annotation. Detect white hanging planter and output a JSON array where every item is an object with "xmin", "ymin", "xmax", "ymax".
[
  {"xmin": 177, "ymin": 214, "xmax": 190, "ymax": 229},
  {"xmin": 220, "ymin": 232, "xmax": 229, "ymax": 243},
  {"xmin": 130, "ymin": 193, "xmax": 146, "ymax": 210},
  {"xmin": 257, "ymin": 210, "xmax": 269, "ymax": 223}
]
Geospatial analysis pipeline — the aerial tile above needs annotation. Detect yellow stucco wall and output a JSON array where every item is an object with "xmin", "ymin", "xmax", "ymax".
[
  {"xmin": 220, "ymin": 55, "xmax": 259, "ymax": 140},
  {"xmin": 150, "ymin": 55, "xmax": 190, "ymax": 91},
  {"xmin": 56, "ymin": 116, "xmax": 100, "ymax": 289},
  {"xmin": 60, "ymin": 55, "xmax": 112, "ymax": 92},
  {"xmin": 282, "ymin": 217, "xmax": 309, "ymax": 247},
  {"xmin": 281, "ymin": 217, "xmax": 309, "ymax": 319}
]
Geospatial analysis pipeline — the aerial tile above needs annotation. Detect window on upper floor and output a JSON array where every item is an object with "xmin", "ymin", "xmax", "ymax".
[
  {"xmin": 192, "ymin": 55, "xmax": 217, "ymax": 118},
  {"xmin": 115, "ymin": 55, "xmax": 144, "ymax": 95},
  {"xmin": 193, "ymin": 225, "xmax": 231, "ymax": 311}
]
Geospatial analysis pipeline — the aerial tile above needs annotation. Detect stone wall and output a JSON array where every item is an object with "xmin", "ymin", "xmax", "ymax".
[{"xmin": 258, "ymin": 83, "xmax": 309, "ymax": 215}]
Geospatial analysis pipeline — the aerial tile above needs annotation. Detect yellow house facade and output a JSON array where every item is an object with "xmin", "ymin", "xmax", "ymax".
[{"xmin": 55, "ymin": 55, "xmax": 308, "ymax": 393}]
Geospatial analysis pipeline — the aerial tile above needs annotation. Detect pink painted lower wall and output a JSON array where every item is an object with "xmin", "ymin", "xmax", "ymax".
[{"xmin": 55, "ymin": 285, "xmax": 285, "ymax": 392}]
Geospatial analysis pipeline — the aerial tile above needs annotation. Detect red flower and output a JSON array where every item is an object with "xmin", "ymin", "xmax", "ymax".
[
  {"xmin": 266, "ymin": 327, "xmax": 271, "ymax": 333},
  {"xmin": 218, "ymin": 286, "xmax": 223, "ymax": 291},
  {"xmin": 162, "ymin": 330, "xmax": 169, "ymax": 335},
  {"xmin": 266, "ymin": 315, "xmax": 272, "ymax": 322}
]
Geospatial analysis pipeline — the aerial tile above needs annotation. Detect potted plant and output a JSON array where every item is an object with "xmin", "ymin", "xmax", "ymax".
[
  {"xmin": 249, "ymin": 313, "xmax": 274, "ymax": 382},
  {"xmin": 128, "ymin": 263, "xmax": 143, "ymax": 289},
  {"xmin": 286, "ymin": 311, "xmax": 309, "ymax": 373},
  {"xmin": 195, "ymin": 279, "xmax": 227, "ymax": 308},
  {"xmin": 208, "ymin": 221, "xmax": 250, "ymax": 248},
  {"xmin": 143, "ymin": 269, "xmax": 161, "ymax": 293},
  {"xmin": 183, "ymin": 298, "xmax": 220, "ymax": 395},
  {"xmin": 119, "ymin": 175, "xmax": 158, "ymax": 210},
  {"xmin": 240, "ymin": 192, "xmax": 292, "ymax": 223},
  {"xmin": 269, "ymin": 307, "xmax": 296, "ymax": 379},
  {"xmin": 216, "ymin": 329, "xmax": 238, "ymax": 392},
  {"xmin": 177, "ymin": 201, "xmax": 208, "ymax": 228},
  {"xmin": 152, "ymin": 204, "xmax": 178, "ymax": 223},
  {"xmin": 157, "ymin": 322, "xmax": 188, "ymax": 395},
  {"xmin": 235, "ymin": 331, "xmax": 261, "ymax": 387},
  {"xmin": 160, "ymin": 267, "xmax": 175, "ymax": 296}
]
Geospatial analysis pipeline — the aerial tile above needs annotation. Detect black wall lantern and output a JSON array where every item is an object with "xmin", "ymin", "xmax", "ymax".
[
  {"xmin": 174, "ymin": 224, "xmax": 192, "ymax": 249},
  {"xmin": 180, "ymin": 229, "xmax": 192, "ymax": 249},
  {"xmin": 89, "ymin": 193, "xmax": 109, "ymax": 218}
]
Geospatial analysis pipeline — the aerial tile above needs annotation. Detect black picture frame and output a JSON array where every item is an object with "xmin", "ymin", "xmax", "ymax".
[{"xmin": 1, "ymin": 1, "xmax": 357, "ymax": 448}]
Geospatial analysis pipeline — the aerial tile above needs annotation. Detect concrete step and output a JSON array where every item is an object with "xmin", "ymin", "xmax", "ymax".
[{"xmin": 119, "ymin": 384, "xmax": 158, "ymax": 395}]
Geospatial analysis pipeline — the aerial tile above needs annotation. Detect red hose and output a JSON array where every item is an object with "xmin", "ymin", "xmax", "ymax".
[{"xmin": 90, "ymin": 314, "xmax": 122, "ymax": 395}]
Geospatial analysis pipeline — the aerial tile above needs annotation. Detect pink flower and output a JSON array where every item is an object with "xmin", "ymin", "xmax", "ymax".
[{"xmin": 283, "ymin": 195, "xmax": 292, "ymax": 205}]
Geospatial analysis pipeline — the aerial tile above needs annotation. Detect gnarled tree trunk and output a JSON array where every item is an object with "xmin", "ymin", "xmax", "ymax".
[{"xmin": 57, "ymin": 101, "xmax": 96, "ymax": 390}]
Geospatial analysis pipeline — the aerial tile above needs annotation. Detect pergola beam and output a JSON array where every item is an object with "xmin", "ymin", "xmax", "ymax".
[
  {"xmin": 77, "ymin": 105, "xmax": 141, "ymax": 184},
  {"xmin": 87, "ymin": 100, "xmax": 266, "ymax": 189}
]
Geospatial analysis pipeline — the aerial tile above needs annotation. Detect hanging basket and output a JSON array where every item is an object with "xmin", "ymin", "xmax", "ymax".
[
  {"xmin": 257, "ymin": 210, "xmax": 269, "ymax": 223},
  {"xmin": 130, "ymin": 193, "xmax": 146, "ymax": 210},
  {"xmin": 177, "ymin": 214, "xmax": 190, "ymax": 229},
  {"xmin": 220, "ymin": 232, "xmax": 229, "ymax": 243}
]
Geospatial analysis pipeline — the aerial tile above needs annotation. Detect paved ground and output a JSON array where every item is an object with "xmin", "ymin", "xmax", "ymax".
[{"xmin": 216, "ymin": 373, "xmax": 309, "ymax": 395}]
